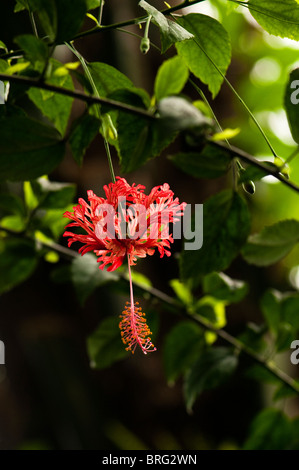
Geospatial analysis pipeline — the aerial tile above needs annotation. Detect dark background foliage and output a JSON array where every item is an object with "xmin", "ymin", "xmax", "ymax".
[{"xmin": 1, "ymin": 0, "xmax": 299, "ymax": 450}]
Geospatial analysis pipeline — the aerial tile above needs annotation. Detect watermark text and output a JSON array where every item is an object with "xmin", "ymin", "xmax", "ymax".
[
  {"xmin": 93, "ymin": 200, "xmax": 203, "ymax": 251},
  {"xmin": 0, "ymin": 341, "xmax": 5, "ymax": 365}
]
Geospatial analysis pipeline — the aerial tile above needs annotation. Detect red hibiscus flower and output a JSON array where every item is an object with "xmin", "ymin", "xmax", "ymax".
[{"xmin": 63, "ymin": 177, "xmax": 186, "ymax": 354}]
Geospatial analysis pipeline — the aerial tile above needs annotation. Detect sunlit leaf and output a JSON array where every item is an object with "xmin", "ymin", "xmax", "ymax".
[
  {"xmin": 249, "ymin": 0, "xmax": 299, "ymax": 41},
  {"xmin": 176, "ymin": 14, "xmax": 231, "ymax": 97},
  {"xmin": 88, "ymin": 62, "xmax": 134, "ymax": 97},
  {"xmin": 169, "ymin": 279, "xmax": 193, "ymax": 305},
  {"xmin": 14, "ymin": 34, "xmax": 48, "ymax": 73},
  {"xmin": 154, "ymin": 56, "xmax": 189, "ymax": 101}
]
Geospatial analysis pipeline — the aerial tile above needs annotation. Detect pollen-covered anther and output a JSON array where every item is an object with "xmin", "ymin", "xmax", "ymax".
[{"xmin": 119, "ymin": 302, "xmax": 156, "ymax": 355}]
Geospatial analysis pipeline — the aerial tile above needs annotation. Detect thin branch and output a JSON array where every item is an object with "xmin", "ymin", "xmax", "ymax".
[
  {"xmin": 0, "ymin": 49, "xmax": 23, "ymax": 60},
  {"xmin": 116, "ymin": 27, "xmax": 161, "ymax": 52},
  {"xmin": 189, "ymin": 79, "xmax": 239, "ymax": 190},
  {"xmin": 98, "ymin": 0, "xmax": 105, "ymax": 26},
  {"xmin": 0, "ymin": 0, "xmax": 205, "ymax": 60},
  {"xmin": 210, "ymin": 140, "xmax": 299, "ymax": 194},
  {"xmin": 38, "ymin": 239, "xmax": 78, "ymax": 259},
  {"xmin": 0, "ymin": 73, "xmax": 155, "ymax": 120},
  {"xmin": 0, "ymin": 72, "xmax": 298, "ymax": 194},
  {"xmin": 171, "ymin": 14, "xmax": 278, "ymax": 158},
  {"xmin": 29, "ymin": 11, "xmax": 39, "ymax": 38},
  {"xmin": 66, "ymin": 41, "xmax": 117, "ymax": 183},
  {"xmin": 73, "ymin": 0, "xmax": 207, "ymax": 41}
]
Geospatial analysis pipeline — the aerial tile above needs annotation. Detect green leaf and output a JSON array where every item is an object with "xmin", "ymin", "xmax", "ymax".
[
  {"xmin": 53, "ymin": 0, "xmax": 87, "ymax": 43},
  {"xmin": 194, "ymin": 297, "xmax": 226, "ymax": 346},
  {"xmin": 248, "ymin": 0, "xmax": 299, "ymax": 41},
  {"xmin": 246, "ymin": 364, "xmax": 282, "ymax": 385},
  {"xmin": 0, "ymin": 41, "xmax": 7, "ymax": 52},
  {"xmin": 194, "ymin": 297, "xmax": 226, "ymax": 329},
  {"xmin": 160, "ymin": 19, "xmax": 194, "ymax": 54},
  {"xmin": 281, "ymin": 294, "xmax": 299, "ymax": 330},
  {"xmin": 180, "ymin": 190, "xmax": 250, "ymax": 282},
  {"xmin": 139, "ymin": 0, "xmax": 168, "ymax": 31},
  {"xmin": 260, "ymin": 289, "xmax": 282, "ymax": 333},
  {"xmin": 87, "ymin": 316, "xmax": 129, "ymax": 370},
  {"xmin": 0, "ymin": 116, "xmax": 65, "ymax": 181},
  {"xmin": 69, "ymin": 113, "xmax": 100, "ymax": 165},
  {"xmin": 117, "ymin": 113, "xmax": 149, "ymax": 173},
  {"xmin": 169, "ymin": 279, "xmax": 193, "ymax": 306},
  {"xmin": 0, "ymin": 59, "xmax": 8, "ymax": 74},
  {"xmin": 27, "ymin": 177, "xmax": 76, "ymax": 210},
  {"xmin": 260, "ymin": 289, "xmax": 299, "ymax": 336},
  {"xmin": 14, "ymin": 35, "xmax": 48, "ymax": 73},
  {"xmin": 276, "ymin": 322, "xmax": 294, "ymax": 352},
  {"xmin": 38, "ymin": 206, "xmax": 73, "ymax": 239},
  {"xmin": 184, "ymin": 347, "xmax": 238, "ymax": 411},
  {"xmin": 130, "ymin": 270, "xmax": 152, "ymax": 288},
  {"xmin": 138, "ymin": 1, "xmax": 193, "ymax": 53},
  {"xmin": 158, "ymin": 96, "xmax": 213, "ymax": 131},
  {"xmin": 0, "ymin": 239, "xmax": 38, "ymax": 294},
  {"xmin": 86, "ymin": 0, "xmax": 100, "ymax": 9},
  {"xmin": 176, "ymin": 14, "xmax": 231, "ymax": 97},
  {"xmin": 27, "ymin": 0, "xmax": 57, "ymax": 41},
  {"xmin": 114, "ymin": 91, "xmax": 176, "ymax": 173},
  {"xmin": 88, "ymin": 62, "xmax": 134, "ymax": 97},
  {"xmin": 163, "ymin": 321, "xmax": 204, "ymax": 384},
  {"xmin": 211, "ymin": 128, "xmax": 240, "ymax": 141},
  {"xmin": 238, "ymin": 323, "xmax": 267, "ymax": 353},
  {"xmin": 118, "ymin": 114, "xmax": 176, "ymax": 173},
  {"xmin": 24, "ymin": 180, "xmax": 39, "ymax": 210},
  {"xmin": 273, "ymin": 382, "xmax": 299, "ymax": 402},
  {"xmin": 27, "ymin": 59, "xmax": 74, "ymax": 135},
  {"xmin": 154, "ymin": 56, "xmax": 189, "ymax": 101},
  {"xmin": 168, "ymin": 144, "xmax": 231, "ymax": 179},
  {"xmin": 242, "ymin": 219, "xmax": 299, "ymax": 267},
  {"xmin": 5, "ymin": 61, "xmax": 30, "ymax": 75},
  {"xmin": 0, "ymin": 194, "xmax": 26, "ymax": 217},
  {"xmin": 27, "ymin": 0, "xmax": 87, "ymax": 42},
  {"xmin": 203, "ymin": 272, "xmax": 248, "ymax": 303},
  {"xmin": 238, "ymin": 164, "xmax": 274, "ymax": 184},
  {"xmin": 243, "ymin": 409, "xmax": 292, "ymax": 450},
  {"xmin": 71, "ymin": 253, "xmax": 117, "ymax": 305},
  {"xmin": 14, "ymin": 0, "xmax": 27, "ymax": 12},
  {"xmin": 284, "ymin": 68, "xmax": 299, "ymax": 144},
  {"xmin": 0, "ymin": 215, "xmax": 26, "ymax": 232}
]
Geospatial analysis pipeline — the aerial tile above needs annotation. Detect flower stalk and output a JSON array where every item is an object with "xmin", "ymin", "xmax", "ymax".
[{"xmin": 119, "ymin": 254, "xmax": 156, "ymax": 354}]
